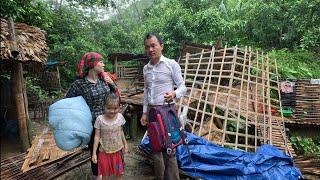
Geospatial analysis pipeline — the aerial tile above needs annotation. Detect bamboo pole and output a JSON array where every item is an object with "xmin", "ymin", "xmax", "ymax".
[
  {"xmin": 245, "ymin": 47, "xmax": 252, "ymax": 151},
  {"xmin": 254, "ymin": 50, "xmax": 259, "ymax": 151},
  {"xmin": 274, "ymin": 55, "xmax": 293, "ymax": 157},
  {"xmin": 191, "ymin": 47, "xmax": 215, "ymax": 133},
  {"xmin": 221, "ymin": 46, "xmax": 236, "ymax": 146},
  {"xmin": 200, "ymin": 47, "xmax": 217, "ymax": 138},
  {"xmin": 266, "ymin": 55, "xmax": 273, "ymax": 144},
  {"xmin": 261, "ymin": 52, "xmax": 267, "ymax": 144},
  {"xmin": 234, "ymin": 46, "xmax": 247, "ymax": 150},
  {"xmin": 178, "ymin": 53, "xmax": 189, "ymax": 115}
]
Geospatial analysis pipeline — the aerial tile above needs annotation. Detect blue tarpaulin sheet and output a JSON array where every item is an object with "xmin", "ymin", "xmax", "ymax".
[
  {"xmin": 139, "ymin": 132, "xmax": 302, "ymax": 180},
  {"xmin": 45, "ymin": 61, "xmax": 60, "ymax": 69}
]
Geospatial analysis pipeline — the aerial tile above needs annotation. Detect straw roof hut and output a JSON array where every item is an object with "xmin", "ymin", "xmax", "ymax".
[{"xmin": 0, "ymin": 18, "xmax": 48, "ymax": 151}]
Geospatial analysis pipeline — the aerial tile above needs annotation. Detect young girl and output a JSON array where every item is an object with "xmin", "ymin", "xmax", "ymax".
[{"xmin": 92, "ymin": 93, "xmax": 128, "ymax": 180}]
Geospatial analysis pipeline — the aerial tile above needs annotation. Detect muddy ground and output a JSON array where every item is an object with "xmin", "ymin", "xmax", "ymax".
[
  {"xmin": 1, "ymin": 118, "xmax": 193, "ymax": 180},
  {"xmin": 59, "ymin": 130, "xmax": 157, "ymax": 180}
]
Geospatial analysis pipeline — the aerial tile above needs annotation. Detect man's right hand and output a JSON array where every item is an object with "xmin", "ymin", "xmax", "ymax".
[{"xmin": 140, "ymin": 113, "xmax": 147, "ymax": 126}]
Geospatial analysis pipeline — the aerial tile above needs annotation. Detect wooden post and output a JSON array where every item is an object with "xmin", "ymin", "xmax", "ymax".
[
  {"xmin": 56, "ymin": 65, "xmax": 62, "ymax": 91},
  {"xmin": 8, "ymin": 17, "xmax": 30, "ymax": 150},
  {"xmin": 23, "ymin": 75, "xmax": 32, "ymax": 144},
  {"xmin": 12, "ymin": 63, "xmax": 30, "ymax": 151},
  {"xmin": 114, "ymin": 56, "xmax": 118, "ymax": 76},
  {"xmin": 125, "ymin": 105, "xmax": 137, "ymax": 140},
  {"xmin": 131, "ymin": 106, "xmax": 138, "ymax": 139}
]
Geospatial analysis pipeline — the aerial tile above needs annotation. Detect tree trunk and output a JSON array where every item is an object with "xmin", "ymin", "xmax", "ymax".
[{"xmin": 133, "ymin": 0, "xmax": 142, "ymax": 21}]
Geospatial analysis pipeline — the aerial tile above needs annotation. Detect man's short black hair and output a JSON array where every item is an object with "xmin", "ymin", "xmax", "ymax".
[{"xmin": 144, "ymin": 32, "xmax": 163, "ymax": 45}]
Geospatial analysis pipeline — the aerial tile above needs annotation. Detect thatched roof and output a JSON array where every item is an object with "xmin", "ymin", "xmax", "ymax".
[{"xmin": 0, "ymin": 18, "xmax": 48, "ymax": 63}]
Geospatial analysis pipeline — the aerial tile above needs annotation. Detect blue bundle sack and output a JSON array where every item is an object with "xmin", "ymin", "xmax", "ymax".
[{"xmin": 49, "ymin": 96, "xmax": 93, "ymax": 151}]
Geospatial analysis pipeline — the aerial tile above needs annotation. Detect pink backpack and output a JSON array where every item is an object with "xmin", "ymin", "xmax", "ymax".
[{"xmin": 147, "ymin": 104, "xmax": 187, "ymax": 154}]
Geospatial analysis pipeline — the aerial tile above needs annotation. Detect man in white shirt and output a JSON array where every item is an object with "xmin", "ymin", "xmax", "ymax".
[{"xmin": 140, "ymin": 32, "xmax": 186, "ymax": 180}]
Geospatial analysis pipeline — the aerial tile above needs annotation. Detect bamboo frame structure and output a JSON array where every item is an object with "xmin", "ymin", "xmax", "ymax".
[{"xmin": 178, "ymin": 46, "xmax": 294, "ymax": 156}]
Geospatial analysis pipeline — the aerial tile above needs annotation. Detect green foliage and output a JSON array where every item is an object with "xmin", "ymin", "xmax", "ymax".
[
  {"xmin": 2, "ymin": 0, "xmax": 319, "ymax": 88},
  {"xmin": 290, "ymin": 135, "xmax": 320, "ymax": 156},
  {"xmin": 140, "ymin": 0, "xmax": 196, "ymax": 57},
  {"xmin": 0, "ymin": 0, "xmax": 53, "ymax": 29},
  {"xmin": 300, "ymin": 27, "xmax": 320, "ymax": 52},
  {"xmin": 25, "ymin": 77, "xmax": 49, "ymax": 103},
  {"xmin": 2, "ymin": 1, "xmax": 320, "ymax": 158},
  {"xmin": 268, "ymin": 49, "xmax": 320, "ymax": 79},
  {"xmin": 45, "ymin": 4, "xmax": 108, "ymax": 86}
]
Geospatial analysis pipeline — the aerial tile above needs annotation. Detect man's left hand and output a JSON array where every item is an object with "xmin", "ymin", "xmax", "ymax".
[{"xmin": 164, "ymin": 91, "xmax": 176, "ymax": 102}]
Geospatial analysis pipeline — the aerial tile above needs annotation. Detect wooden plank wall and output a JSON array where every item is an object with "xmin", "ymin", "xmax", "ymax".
[{"xmin": 295, "ymin": 79, "xmax": 320, "ymax": 123}]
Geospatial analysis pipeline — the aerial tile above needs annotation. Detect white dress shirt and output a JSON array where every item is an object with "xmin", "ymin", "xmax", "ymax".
[{"xmin": 142, "ymin": 55, "xmax": 187, "ymax": 113}]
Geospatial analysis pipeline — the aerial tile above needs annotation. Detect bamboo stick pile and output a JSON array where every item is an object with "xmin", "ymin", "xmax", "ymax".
[
  {"xmin": 294, "ymin": 155, "xmax": 320, "ymax": 176},
  {"xmin": 20, "ymin": 128, "xmax": 81, "ymax": 172},
  {"xmin": 1, "ymin": 148, "xmax": 90, "ymax": 180}
]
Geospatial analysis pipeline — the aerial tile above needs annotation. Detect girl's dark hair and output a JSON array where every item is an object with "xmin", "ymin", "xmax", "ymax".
[
  {"xmin": 144, "ymin": 32, "xmax": 163, "ymax": 45},
  {"xmin": 104, "ymin": 92, "xmax": 120, "ymax": 106}
]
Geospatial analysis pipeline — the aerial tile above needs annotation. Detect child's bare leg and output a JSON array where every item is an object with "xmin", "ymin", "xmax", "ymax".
[
  {"xmin": 102, "ymin": 176, "xmax": 111, "ymax": 180},
  {"xmin": 115, "ymin": 175, "xmax": 122, "ymax": 180}
]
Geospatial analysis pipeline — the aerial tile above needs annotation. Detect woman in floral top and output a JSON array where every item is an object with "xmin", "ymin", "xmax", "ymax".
[
  {"xmin": 92, "ymin": 93, "xmax": 128, "ymax": 180},
  {"xmin": 65, "ymin": 52, "xmax": 116, "ymax": 179}
]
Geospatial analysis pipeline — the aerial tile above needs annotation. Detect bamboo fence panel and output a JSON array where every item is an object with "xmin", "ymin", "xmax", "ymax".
[{"xmin": 178, "ymin": 46, "xmax": 294, "ymax": 156}]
